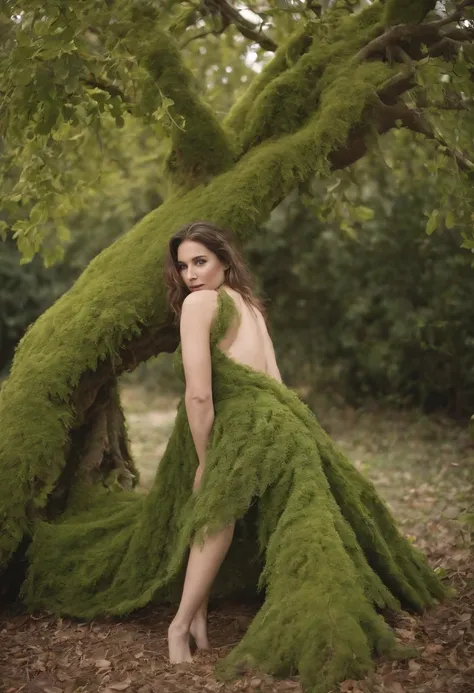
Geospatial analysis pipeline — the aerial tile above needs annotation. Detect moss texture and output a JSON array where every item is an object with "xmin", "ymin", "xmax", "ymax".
[
  {"xmin": 238, "ymin": 6, "xmax": 384, "ymax": 154},
  {"xmin": 224, "ymin": 26, "xmax": 315, "ymax": 140},
  {"xmin": 119, "ymin": 19, "xmax": 235, "ymax": 186},
  {"xmin": 22, "ymin": 290, "xmax": 445, "ymax": 693}
]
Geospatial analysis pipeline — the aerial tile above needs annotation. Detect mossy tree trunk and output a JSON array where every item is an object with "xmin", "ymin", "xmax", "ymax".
[{"xmin": 1, "ymin": 1, "xmax": 473, "ymax": 589}]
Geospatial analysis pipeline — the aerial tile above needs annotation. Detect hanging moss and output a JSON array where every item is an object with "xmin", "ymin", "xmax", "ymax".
[{"xmin": 21, "ymin": 290, "xmax": 445, "ymax": 693}]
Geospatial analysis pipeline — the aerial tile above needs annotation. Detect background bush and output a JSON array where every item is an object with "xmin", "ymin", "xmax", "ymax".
[{"xmin": 247, "ymin": 141, "xmax": 474, "ymax": 418}]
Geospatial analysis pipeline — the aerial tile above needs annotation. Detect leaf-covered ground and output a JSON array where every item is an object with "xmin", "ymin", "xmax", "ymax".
[{"xmin": 1, "ymin": 386, "xmax": 473, "ymax": 693}]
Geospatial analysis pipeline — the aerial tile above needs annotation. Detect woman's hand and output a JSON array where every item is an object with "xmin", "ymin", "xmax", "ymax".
[{"xmin": 193, "ymin": 464, "xmax": 205, "ymax": 492}]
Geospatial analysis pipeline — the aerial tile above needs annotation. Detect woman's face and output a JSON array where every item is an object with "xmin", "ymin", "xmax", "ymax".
[{"xmin": 177, "ymin": 239, "xmax": 226, "ymax": 293}]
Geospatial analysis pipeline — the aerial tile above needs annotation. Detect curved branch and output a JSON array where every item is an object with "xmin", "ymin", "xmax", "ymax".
[
  {"xmin": 206, "ymin": 0, "xmax": 278, "ymax": 52},
  {"xmin": 370, "ymin": 99, "xmax": 474, "ymax": 174},
  {"xmin": 179, "ymin": 26, "xmax": 226, "ymax": 49},
  {"xmin": 224, "ymin": 27, "xmax": 313, "ymax": 136}
]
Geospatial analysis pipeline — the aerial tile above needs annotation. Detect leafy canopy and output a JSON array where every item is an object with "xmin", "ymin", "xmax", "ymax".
[{"xmin": 1, "ymin": 0, "xmax": 474, "ymax": 263}]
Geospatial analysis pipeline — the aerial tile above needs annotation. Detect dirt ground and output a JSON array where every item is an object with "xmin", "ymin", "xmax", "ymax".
[{"xmin": 1, "ymin": 388, "xmax": 474, "ymax": 693}]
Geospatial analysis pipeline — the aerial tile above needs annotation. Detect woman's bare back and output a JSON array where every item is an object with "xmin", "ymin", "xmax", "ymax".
[{"xmin": 217, "ymin": 288, "xmax": 282, "ymax": 383}]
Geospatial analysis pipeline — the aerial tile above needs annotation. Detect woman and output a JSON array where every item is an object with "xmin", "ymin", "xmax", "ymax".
[
  {"xmin": 24, "ymin": 221, "xmax": 445, "ymax": 693},
  {"xmin": 164, "ymin": 221, "xmax": 282, "ymax": 662}
]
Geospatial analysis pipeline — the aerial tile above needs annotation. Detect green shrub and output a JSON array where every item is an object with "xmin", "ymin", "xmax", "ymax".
[{"xmin": 247, "ymin": 186, "xmax": 474, "ymax": 418}]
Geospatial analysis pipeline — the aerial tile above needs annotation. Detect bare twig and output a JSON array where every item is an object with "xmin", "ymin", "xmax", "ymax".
[
  {"xmin": 428, "ymin": 0, "xmax": 474, "ymax": 29},
  {"xmin": 377, "ymin": 100, "xmax": 474, "ymax": 173},
  {"xmin": 180, "ymin": 27, "xmax": 226, "ymax": 49},
  {"xmin": 204, "ymin": 0, "xmax": 278, "ymax": 51}
]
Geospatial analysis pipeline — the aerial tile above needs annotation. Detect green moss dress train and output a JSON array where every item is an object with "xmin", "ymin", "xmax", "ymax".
[{"xmin": 23, "ymin": 288, "xmax": 445, "ymax": 693}]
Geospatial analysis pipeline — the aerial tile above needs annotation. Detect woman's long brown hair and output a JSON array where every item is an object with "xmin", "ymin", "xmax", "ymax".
[{"xmin": 163, "ymin": 221, "xmax": 264, "ymax": 322}]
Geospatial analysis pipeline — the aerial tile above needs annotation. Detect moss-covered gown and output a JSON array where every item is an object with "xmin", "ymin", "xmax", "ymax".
[{"xmin": 23, "ymin": 288, "xmax": 445, "ymax": 693}]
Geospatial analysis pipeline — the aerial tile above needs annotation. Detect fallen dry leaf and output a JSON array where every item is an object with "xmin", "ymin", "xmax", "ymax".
[
  {"xmin": 394, "ymin": 628, "xmax": 416, "ymax": 640},
  {"xmin": 106, "ymin": 679, "xmax": 132, "ymax": 691},
  {"xmin": 95, "ymin": 658, "xmax": 112, "ymax": 669},
  {"xmin": 422, "ymin": 643, "xmax": 444, "ymax": 656},
  {"xmin": 408, "ymin": 660, "xmax": 421, "ymax": 673},
  {"xmin": 390, "ymin": 683, "xmax": 406, "ymax": 693}
]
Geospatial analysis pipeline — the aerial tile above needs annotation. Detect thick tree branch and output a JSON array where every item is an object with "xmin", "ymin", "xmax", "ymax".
[
  {"xmin": 114, "ymin": 20, "xmax": 234, "ymax": 187},
  {"xmin": 224, "ymin": 27, "xmax": 313, "ymax": 136}
]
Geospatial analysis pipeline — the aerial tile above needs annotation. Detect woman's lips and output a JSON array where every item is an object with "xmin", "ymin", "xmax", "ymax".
[{"xmin": 190, "ymin": 285, "xmax": 204, "ymax": 291}]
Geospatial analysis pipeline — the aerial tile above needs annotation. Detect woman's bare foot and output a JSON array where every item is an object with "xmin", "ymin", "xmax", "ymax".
[
  {"xmin": 190, "ymin": 612, "xmax": 210, "ymax": 651},
  {"xmin": 168, "ymin": 620, "xmax": 193, "ymax": 663}
]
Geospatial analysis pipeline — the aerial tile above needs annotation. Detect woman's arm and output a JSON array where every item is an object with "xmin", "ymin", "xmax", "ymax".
[{"xmin": 180, "ymin": 290, "xmax": 218, "ymax": 483}]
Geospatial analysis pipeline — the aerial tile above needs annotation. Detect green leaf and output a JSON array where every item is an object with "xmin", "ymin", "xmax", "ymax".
[
  {"xmin": 425, "ymin": 209, "xmax": 439, "ymax": 236},
  {"xmin": 30, "ymin": 203, "xmax": 47, "ymax": 225},
  {"xmin": 353, "ymin": 206, "xmax": 374, "ymax": 222},
  {"xmin": 340, "ymin": 221, "xmax": 357, "ymax": 240},
  {"xmin": 445, "ymin": 210, "xmax": 455, "ymax": 230},
  {"xmin": 161, "ymin": 96, "xmax": 175, "ymax": 110},
  {"xmin": 52, "ymin": 120, "xmax": 73, "ymax": 141},
  {"xmin": 36, "ymin": 105, "xmax": 59, "ymax": 135},
  {"xmin": 57, "ymin": 224, "xmax": 71, "ymax": 243},
  {"xmin": 15, "ymin": 69, "xmax": 33, "ymax": 86}
]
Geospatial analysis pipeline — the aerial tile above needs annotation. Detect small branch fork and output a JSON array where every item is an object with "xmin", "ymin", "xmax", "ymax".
[
  {"xmin": 375, "ymin": 100, "xmax": 474, "ymax": 173},
  {"xmin": 200, "ymin": 0, "xmax": 278, "ymax": 52},
  {"xmin": 349, "ymin": 0, "xmax": 474, "ymax": 172},
  {"xmin": 356, "ymin": 0, "xmax": 474, "ymax": 62}
]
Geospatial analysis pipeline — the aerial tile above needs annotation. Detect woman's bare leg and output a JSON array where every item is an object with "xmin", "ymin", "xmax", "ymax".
[
  {"xmin": 168, "ymin": 523, "xmax": 235, "ymax": 663},
  {"xmin": 190, "ymin": 594, "xmax": 210, "ymax": 650}
]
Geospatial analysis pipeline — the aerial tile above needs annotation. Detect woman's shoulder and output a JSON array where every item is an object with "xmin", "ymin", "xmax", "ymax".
[{"xmin": 181, "ymin": 289, "xmax": 219, "ymax": 313}]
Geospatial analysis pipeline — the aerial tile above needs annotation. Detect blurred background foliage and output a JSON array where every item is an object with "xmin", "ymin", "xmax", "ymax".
[
  {"xmin": 1, "ymin": 0, "xmax": 474, "ymax": 419},
  {"xmin": 247, "ymin": 130, "xmax": 474, "ymax": 418}
]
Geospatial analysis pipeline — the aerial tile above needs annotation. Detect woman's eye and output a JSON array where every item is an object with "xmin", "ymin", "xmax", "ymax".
[{"xmin": 197, "ymin": 259, "xmax": 206, "ymax": 265}]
